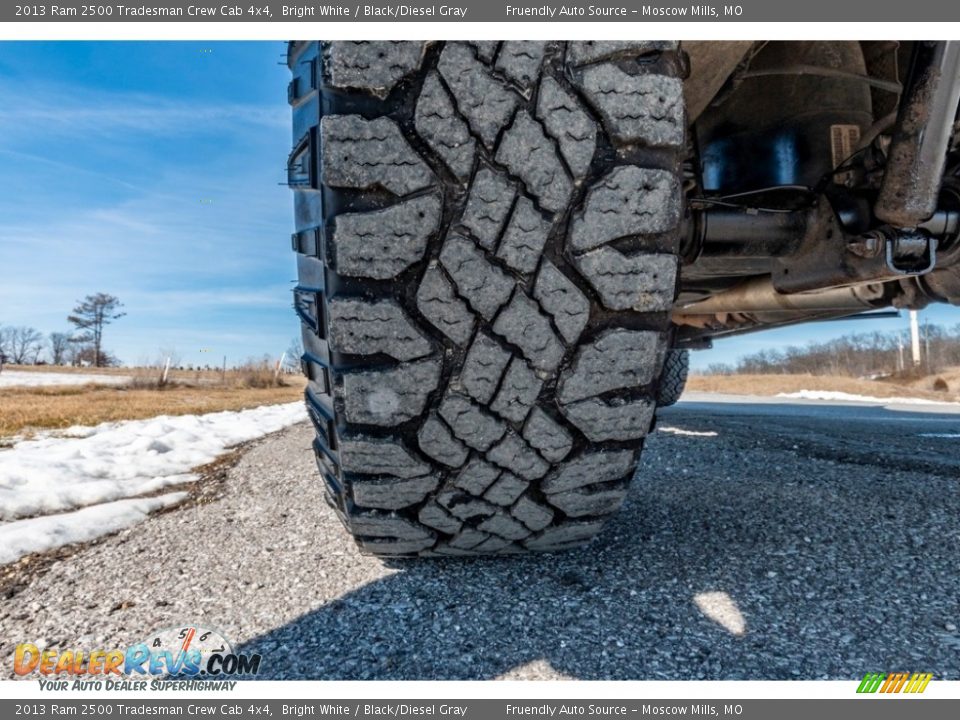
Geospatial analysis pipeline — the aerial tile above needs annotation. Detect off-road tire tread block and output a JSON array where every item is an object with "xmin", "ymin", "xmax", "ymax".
[
  {"xmin": 656, "ymin": 348, "xmax": 690, "ymax": 408},
  {"xmin": 289, "ymin": 40, "xmax": 685, "ymax": 556}
]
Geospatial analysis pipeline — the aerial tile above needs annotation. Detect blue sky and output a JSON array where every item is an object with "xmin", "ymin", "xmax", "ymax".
[
  {"xmin": 0, "ymin": 41, "xmax": 956, "ymax": 370},
  {"xmin": 0, "ymin": 42, "xmax": 294, "ymax": 368}
]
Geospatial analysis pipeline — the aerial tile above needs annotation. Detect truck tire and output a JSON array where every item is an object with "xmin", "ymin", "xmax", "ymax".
[
  {"xmin": 657, "ymin": 349, "xmax": 689, "ymax": 407},
  {"xmin": 287, "ymin": 41, "xmax": 686, "ymax": 556}
]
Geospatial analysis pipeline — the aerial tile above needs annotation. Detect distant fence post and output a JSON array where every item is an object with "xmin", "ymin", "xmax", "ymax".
[{"xmin": 909, "ymin": 310, "xmax": 922, "ymax": 368}]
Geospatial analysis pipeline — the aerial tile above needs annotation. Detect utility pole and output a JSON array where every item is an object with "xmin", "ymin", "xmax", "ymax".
[{"xmin": 909, "ymin": 310, "xmax": 922, "ymax": 368}]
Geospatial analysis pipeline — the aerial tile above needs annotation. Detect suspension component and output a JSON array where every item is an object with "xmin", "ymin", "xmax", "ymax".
[{"xmin": 875, "ymin": 41, "xmax": 960, "ymax": 227}]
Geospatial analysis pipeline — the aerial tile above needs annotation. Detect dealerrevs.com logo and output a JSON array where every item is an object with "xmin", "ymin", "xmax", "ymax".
[{"xmin": 14, "ymin": 625, "xmax": 261, "ymax": 687}]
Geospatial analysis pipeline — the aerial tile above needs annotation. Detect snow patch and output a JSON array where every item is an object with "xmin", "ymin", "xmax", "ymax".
[
  {"xmin": 776, "ymin": 390, "xmax": 959, "ymax": 406},
  {"xmin": 0, "ymin": 370, "xmax": 130, "ymax": 388},
  {"xmin": 658, "ymin": 426, "xmax": 718, "ymax": 438},
  {"xmin": 0, "ymin": 402, "xmax": 307, "ymax": 563},
  {"xmin": 0, "ymin": 493, "xmax": 188, "ymax": 565}
]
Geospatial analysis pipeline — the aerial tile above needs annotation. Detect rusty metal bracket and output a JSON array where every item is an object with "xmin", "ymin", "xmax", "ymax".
[{"xmin": 875, "ymin": 41, "xmax": 960, "ymax": 227}]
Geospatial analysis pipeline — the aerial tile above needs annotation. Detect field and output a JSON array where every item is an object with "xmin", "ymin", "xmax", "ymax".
[
  {"xmin": 5, "ymin": 361, "xmax": 958, "ymax": 440},
  {"xmin": 688, "ymin": 366, "xmax": 960, "ymax": 402},
  {"xmin": 0, "ymin": 364, "xmax": 306, "ymax": 438}
]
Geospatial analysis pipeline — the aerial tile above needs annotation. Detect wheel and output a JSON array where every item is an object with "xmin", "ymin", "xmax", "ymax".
[
  {"xmin": 287, "ymin": 41, "xmax": 686, "ymax": 556},
  {"xmin": 657, "ymin": 349, "xmax": 689, "ymax": 407}
]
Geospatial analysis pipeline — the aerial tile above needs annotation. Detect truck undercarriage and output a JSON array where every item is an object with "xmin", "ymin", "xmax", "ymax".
[{"xmin": 675, "ymin": 40, "xmax": 960, "ymax": 349}]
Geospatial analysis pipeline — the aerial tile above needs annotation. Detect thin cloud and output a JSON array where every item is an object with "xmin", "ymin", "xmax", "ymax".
[{"xmin": 0, "ymin": 82, "xmax": 286, "ymax": 140}]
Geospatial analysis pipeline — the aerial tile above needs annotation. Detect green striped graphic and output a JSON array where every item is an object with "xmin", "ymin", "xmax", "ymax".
[{"xmin": 857, "ymin": 672, "xmax": 886, "ymax": 693}]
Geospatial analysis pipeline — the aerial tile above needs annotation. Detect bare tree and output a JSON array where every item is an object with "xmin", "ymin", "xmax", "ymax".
[
  {"xmin": 284, "ymin": 336, "xmax": 304, "ymax": 372},
  {"xmin": 65, "ymin": 338, "xmax": 85, "ymax": 367},
  {"xmin": 72, "ymin": 345, "xmax": 119, "ymax": 367},
  {"xmin": 0, "ymin": 324, "xmax": 10, "ymax": 367},
  {"xmin": 67, "ymin": 293, "xmax": 125, "ymax": 368},
  {"xmin": 49, "ymin": 332, "xmax": 71, "ymax": 366},
  {"xmin": 725, "ymin": 324, "xmax": 960, "ymax": 378},
  {"xmin": 7, "ymin": 326, "xmax": 44, "ymax": 365}
]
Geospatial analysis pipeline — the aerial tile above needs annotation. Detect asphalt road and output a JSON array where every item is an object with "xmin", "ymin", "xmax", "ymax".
[{"xmin": 2, "ymin": 393, "xmax": 959, "ymax": 680}]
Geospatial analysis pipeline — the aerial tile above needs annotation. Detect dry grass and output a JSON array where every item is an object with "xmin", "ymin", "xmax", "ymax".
[
  {"xmin": 688, "ymin": 369, "xmax": 960, "ymax": 402},
  {"xmin": 0, "ymin": 380, "xmax": 306, "ymax": 439},
  {"xmin": 897, "ymin": 366, "xmax": 960, "ymax": 394},
  {"xmin": 6, "ymin": 364, "xmax": 133, "ymax": 375},
  {"xmin": 10, "ymin": 363, "xmax": 290, "ymax": 386}
]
